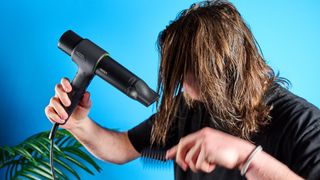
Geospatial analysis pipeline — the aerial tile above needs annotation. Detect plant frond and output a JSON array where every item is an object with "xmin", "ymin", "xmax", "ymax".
[
  {"xmin": 1, "ymin": 129, "xmax": 102, "ymax": 179},
  {"xmin": 65, "ymin": 155, "xmax": 94, "ymax": 175},
  {"xmin": 63, "ymin": 147, "xmax": 101, "ymax": 172}
]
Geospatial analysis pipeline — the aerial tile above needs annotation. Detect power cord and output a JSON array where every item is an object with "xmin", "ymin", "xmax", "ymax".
[{"xmin": 49, "ymin": 123, "xmax": 59, "ymax": 180}]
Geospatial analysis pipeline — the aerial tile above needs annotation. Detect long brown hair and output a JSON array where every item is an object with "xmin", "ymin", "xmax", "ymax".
[{"xmin": 151, "ymin": 0, "xmax": 277, "ymax": 146}]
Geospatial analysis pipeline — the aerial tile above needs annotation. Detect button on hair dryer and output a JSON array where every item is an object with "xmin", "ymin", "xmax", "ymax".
[{"xmin": 48, "ymin": 30, "xmax": 158, "ymax": 179}]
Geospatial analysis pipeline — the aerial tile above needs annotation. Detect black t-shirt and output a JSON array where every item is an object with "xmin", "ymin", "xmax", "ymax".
[{"xmin": 128, "ymin": 84, "xmax": 320, "ymax": 179}]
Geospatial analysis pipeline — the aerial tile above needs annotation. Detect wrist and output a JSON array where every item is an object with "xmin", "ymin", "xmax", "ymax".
[
  {"xmin": 67, "ymin": 116, "xmax": 91, "ymax": 132},
  {"xmin": 240, "ymin": 145, "xmax": 263, "ymax": 176},
  {"xmin": 237, "ymin": 140, "xmax": 256, "ymax": 170}
]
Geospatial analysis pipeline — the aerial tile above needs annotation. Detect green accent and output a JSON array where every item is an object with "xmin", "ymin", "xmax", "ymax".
[{"xmin": 93, "ymin": 53, "xmax": 110, "ymax": 72}]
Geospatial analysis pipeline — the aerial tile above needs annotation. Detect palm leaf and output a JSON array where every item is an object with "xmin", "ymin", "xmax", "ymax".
[
  {"xmin": 65, "ymin": 155, "xmax": 94, "ymax": 175},
  {"xmin": 53, "ymin": 156, "xmax": 81, "ymax": 179},
  {"xmin": 63, "ymin": 147, "xmax": 101, "ymax": 172},
  {"xmin": 0, "ymin": 129, "xmax": 102, "ymax": 179},
  {"xmin": 37, "ymin": 160, "xmax": 68, "ymax": 180},
  {"xmin": 18, "ymin": 172, "xmax": 42, "ymax": 180}
]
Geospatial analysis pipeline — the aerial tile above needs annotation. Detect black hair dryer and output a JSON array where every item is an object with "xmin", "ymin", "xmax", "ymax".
[{"xmin": 49, "ymin": 30, "xmax": 159, "ymax": 139}]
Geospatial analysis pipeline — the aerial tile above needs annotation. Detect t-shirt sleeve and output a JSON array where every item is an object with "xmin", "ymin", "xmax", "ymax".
[{"xmin": 127, "ymin": 114, "xmax": 156, "ymax": 153}]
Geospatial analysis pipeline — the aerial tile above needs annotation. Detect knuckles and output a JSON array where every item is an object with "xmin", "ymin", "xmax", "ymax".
[
  {"xmin": 49, "ymin": 97, "xmax": 56, "ymax": 105},
  {"xmin": 200, "ymin": 127, "xmax": 212, "ymax": 136}
]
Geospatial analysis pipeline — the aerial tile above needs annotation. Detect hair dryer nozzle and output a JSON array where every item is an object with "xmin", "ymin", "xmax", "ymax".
[
  {"xmin": 133, "ymin": 80, "xmax": 159, "ymax": 106},
  {"xmin": 58, "ymin": 30, "xmax": 83, "ymax": 56}
]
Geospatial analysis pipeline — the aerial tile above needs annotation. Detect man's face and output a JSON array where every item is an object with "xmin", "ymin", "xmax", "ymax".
[{"xmin": 183, "ymin": 72, "xmax": 200, "ymax": 105}]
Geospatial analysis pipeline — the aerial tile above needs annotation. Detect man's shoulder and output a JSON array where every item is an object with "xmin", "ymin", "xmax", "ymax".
[
  {"xmin": 263, "ymin": 84, "xmax": 320, "ymax": 179},
  {"xmin": 261, "ymin": 83, "xmax": 320, "ymax": 150},
  {"xmin": 267, "ymin": 84, "xmax": 320, "ymax": 122}
]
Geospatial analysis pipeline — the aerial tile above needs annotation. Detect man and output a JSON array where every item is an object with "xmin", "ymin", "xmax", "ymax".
[{"xmin": 45, "ymin": 1, "xmax": 320, "ymax": 179}]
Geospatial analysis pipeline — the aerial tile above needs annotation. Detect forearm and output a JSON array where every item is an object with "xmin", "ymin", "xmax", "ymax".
[
  {"xmin": 67, "ymin": 116, "xmax": 139, "ymax": 164},
  {"xmin": 241, "ymin": 146, "xmax": 303, "ymax": 180}
]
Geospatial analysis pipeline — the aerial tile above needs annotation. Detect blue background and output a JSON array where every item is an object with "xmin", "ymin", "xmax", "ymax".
[{"xmin": 0, "ymin": 0, "xmax": 319, "ymax": 179}]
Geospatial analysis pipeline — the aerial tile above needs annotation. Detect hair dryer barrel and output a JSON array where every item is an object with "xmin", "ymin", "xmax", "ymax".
[{"xmin": 95, "ymin": 56, "xmax": 159, "ymax": 107}]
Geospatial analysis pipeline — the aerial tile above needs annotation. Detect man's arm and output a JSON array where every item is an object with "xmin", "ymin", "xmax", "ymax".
[
  {"xmin": 243, "ymin": 148, "xmax": 302, "ymax": 180},
  {"xmin": 68, "ymin": 116, "xmax": 140, "ymax": 164},
  {"xmin": 45, "ymin": 78, "xmax": 140, "ymax": 165},
  {"xmin": 166, "ymin": 127, "xmax": 304, "ymax": 180}
]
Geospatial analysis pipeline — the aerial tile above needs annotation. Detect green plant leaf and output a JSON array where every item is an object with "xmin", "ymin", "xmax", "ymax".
[
  {"xmin": 64, "ymin": 147, "xmax": 101, "ymax": 172},
  {"xmin": 65, "ymin": 155, "xmax": 94, "ymax": 175},
  {"xmin": 30, "ymin": 139, "xmax": 50, "ymax": 152},
  {"xmin": 0, "ymin": 147, "xmax": 10, "ymax": 168},
  {"xmin": 14, "ymin": 146, "xmax": 37, "ymax": 165},
  {"xmin": 0, "ymin": 147, "xmax": 6, "ymax": 163},
  {"xmin": 3, "ymin": 145, "xmax": 15, "ymax": 156},
  {"xmin": 53, "ymin": 157, "xmax": 81, "ymax": 180},
  {"xmin": 9, "ymin": 159, "xmax": 21, "ymax": 180},
  {"xmin": 56, "ymin": 135, "xmax": 69, "ymax": 146},
  {"xmin": 2, "ymin": 159, "xmax": 20, "ymax": 179},
  {"xmin": 37, "ymin": 159, "xmax": 69, "ymax": 180},
  {"xmin": 40, "ymin": 137, "xmax": 58, "ymax": 151},
  {"xmin": 24, "ymin": 141, "xmax": 46, "ymax": 157},
  {"xmin": 16, "ymin": 170, "xmax": 43, "ymax": 180},
  {"xmin": 23, "ymin": 166, "xmax": 52, "ymax": 179},
  {"xmin": 1, "ymin": 129, "xmax": 102, "ymax": 179},
  {"xmin": 57, "ymin": 135, "xmax": 74, "ymax": 148}
]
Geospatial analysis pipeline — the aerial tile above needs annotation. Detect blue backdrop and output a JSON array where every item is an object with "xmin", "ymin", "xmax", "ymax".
[{"xmin": 0, "ymin": 0, "xmax": 319, "ymax": 179}]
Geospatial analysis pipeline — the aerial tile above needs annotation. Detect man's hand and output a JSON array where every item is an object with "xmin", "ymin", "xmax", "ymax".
[
  {"xmin": 166, "ymin": 127, "xmax": 255, "ymax": 173},
  {"xmin": 44, "ymin": 77, "xmax": 92, "ymax": 130}
]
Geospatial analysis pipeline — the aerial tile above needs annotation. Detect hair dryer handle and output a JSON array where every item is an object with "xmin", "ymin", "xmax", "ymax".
[{"xmin": 59, "ymin": 70, "xmax": 94, "ymax": 125}]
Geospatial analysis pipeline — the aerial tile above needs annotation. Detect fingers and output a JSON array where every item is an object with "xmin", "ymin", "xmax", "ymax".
[
  {"xmin": 45, "ymin": 77, "xmax": 92, "ymax": 124},
  {"xmin": 185, "ymin": 141, "xmax": 202, "ymax": 172},
  {"xmin": 167, "ymin": 130, "xmax": 216, "ymax": 173},
  {"xmin": 175, "ymin": 139, "xmax": 196, "ymax": 171},
  {"xmin": 55, "ymin": 84, "xmax": 71, "ymax": 107},
  {"xmin": 45, "ymin": 105, "xmax": 65, "ymax": 124},
  {"xmin": 50, "ymin": 77, "xmax": 71, "ymax": 121},
  {"xmin": 61, "ymin": 78, "xmax": 72, "ymax": 93},
  {"xmin": 170, "ymin": 133, "xmax": 200, "ymax": 171},
  {"xmin": 49, "ymin": 96, "xmax": 68, "ymax": 120},
  {"xmin": 196, "ymin": 146, "xmax": 215, "ymax": 173},
  {"xmin": 166, "ymin": 145, "xmax": 177, "ymax": 160}
]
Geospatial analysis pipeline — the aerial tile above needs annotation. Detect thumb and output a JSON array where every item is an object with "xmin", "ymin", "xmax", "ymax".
[{"xmin": 166, "ymin": 145, "xmax": 178, "ymax": 160}]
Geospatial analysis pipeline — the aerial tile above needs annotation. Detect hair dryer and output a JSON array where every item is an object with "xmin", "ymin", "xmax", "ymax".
[
  {"xmin": 49, "ymin": 30, "xmax": 158, "ymax": 135},
  {"xmin": 48, "ymin": 30, "xmax": 158, "ymax": 179},
  {"xmin": 58, "ymin": 30, "xmax": 158, "ymax": 124}
]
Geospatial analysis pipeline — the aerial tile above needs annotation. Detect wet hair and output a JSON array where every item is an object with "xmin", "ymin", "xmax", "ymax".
[{"xmin": 151, "ymin": 0, "xmax": 281, "ymax": 146}]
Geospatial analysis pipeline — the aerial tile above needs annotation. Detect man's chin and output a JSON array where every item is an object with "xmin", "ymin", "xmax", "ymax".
[{"xmin": 183, "ymin": 91, "xmax": 200, "ymax": 108}]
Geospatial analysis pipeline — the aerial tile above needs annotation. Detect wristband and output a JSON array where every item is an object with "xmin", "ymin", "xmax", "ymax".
[{"xmin": 240, "ymin": 145, "xmax": 263, "ymax": 176}]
